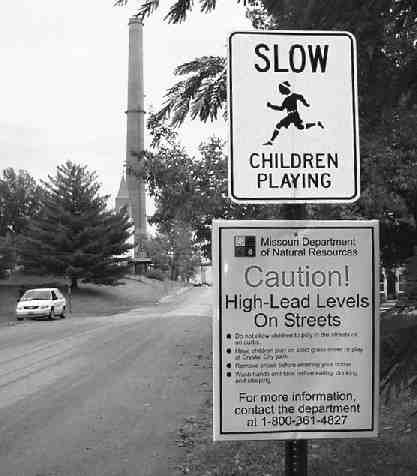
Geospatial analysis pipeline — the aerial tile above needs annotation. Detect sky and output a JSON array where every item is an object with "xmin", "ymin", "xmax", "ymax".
[{"xmin": 0, "ymin": 0, "xmax": 250, "ymax": 210}]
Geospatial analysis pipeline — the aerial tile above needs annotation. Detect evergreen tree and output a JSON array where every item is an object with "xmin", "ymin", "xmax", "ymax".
[
  {"xmin": 18, "ymin": 161, "xmax": 133, "ymax": 288},
  {"xmin": 0, "ymin": 168, "xmax": 43, "ymax": 237},
  {"xmin": 0, "ymin": 168, "xmax": 43, "ymax": 273}
]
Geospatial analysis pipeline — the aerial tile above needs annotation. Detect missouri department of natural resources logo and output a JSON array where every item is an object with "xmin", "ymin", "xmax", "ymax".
[{"xmin": 234, "ymin": 235, "xmax": 256, "ymax": 257}]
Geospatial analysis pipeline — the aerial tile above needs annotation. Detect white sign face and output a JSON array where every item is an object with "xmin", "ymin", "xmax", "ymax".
[
  {"xmin": 228, "ymin": 31, "xmax": 359, "ymax": 203},
  {"xmin": 213, "ymin": 220, "xmax": 379, "ymax": 441}
]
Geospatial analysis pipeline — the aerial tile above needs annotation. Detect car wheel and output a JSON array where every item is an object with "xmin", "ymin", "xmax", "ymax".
[
  {"xmin": 49, "ymin": 307, "xmax": 55, "ymax": 320},
  {"xmin": 60, "ymin": 306, "xmax": 66, "ymax": 318}
]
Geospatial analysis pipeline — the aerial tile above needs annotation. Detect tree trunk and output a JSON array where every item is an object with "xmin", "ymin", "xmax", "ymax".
[{"xmin": 71, "ymin": 277, "xmax": 78, "ymax": 289}]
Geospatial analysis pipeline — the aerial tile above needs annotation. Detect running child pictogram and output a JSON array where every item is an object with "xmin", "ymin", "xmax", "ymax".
[{"xmin": 263, "ymin": 81, "xmax": 324, "ymax": 146}]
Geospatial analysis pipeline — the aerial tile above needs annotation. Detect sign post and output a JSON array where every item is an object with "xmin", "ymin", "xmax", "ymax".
[{"xmin": 286, "ymin": 440, "xmax": 307, "ymax": 475}]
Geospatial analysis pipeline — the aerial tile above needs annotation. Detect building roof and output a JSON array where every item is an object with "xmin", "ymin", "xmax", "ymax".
[{"xmin": 116, "ymin": 176, "xmax": 129, "ymax": 200}]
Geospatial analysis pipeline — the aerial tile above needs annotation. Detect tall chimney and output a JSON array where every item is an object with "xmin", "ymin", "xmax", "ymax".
[{"xmin": 126, "ymin": 16, "xmax": 147, "ymax": 252}]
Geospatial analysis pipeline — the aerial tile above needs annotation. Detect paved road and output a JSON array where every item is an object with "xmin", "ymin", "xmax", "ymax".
[{"xmin": 0, "ymin": 287, "xmax": 212, "ymax": 476}]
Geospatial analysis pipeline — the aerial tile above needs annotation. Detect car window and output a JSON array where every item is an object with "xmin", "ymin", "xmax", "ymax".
[
  {"xmin": 21, "ymin": 290, "xmax": 51, "ymax": 301},
  {"xmin": 51, "ymin": 291, "xmax": 58, "ymax": 300}
]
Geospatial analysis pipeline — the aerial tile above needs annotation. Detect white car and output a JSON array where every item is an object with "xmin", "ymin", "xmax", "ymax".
[{"xmin": 16, "ymin": 288, "xmax": 67, "ymax": 320}]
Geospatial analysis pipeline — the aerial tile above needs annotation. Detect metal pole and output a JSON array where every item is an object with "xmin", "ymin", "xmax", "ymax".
[
  {"xmin": 285, "ymin": 440, "xmax": 308, "ymax": 476},
  {"xmin": 283, "ymin": 204, "xmax": 309, "ymax": 475}
]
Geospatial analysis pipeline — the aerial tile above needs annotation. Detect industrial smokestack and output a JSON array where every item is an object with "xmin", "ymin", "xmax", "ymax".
[{"xmin": 125, "ymin": 16, "xmax": 147, "ymax": 252}]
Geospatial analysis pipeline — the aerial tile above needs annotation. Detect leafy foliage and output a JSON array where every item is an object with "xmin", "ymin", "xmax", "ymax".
[
  {"xmin": 0, "ymin": 168, "xmax": 43, "ymax": 237},
  {"xmin": 18, "ymin": 161, "xmax": 133, "ymax": 287},
  {"xmin": 381, "ymin": 324, "xmax": 417, "ymax": 400},
  {"xmin": 144, "ymin": 267, "xmax": 166, "ymax": 281},
  {"xmin": 143, "ymin": 234, "xmax": 171, "ymax": 275},
  {"xmin": 136, "ymin": 0, "xmax": 160, "ymax": 18},
  {"xmin": 145, "ymin": 119, "xmax": 282, "ymax": 257},
  {"xmin": 153, "ymin": 56, "xmax": 226, "ymax": 126},
  {"xmin": 144, "ymin": 221, "xmax": 199, "ymax": 281},
  {"xmin": 115, "ymin": 0, "xmax": 250, "ymax": 22},
  {"xmin": 128, "ymin": 0, "xmax": 416, "ymax": 129},
  {"xmin": 168, "ymin": 220, "xmax": 200, "ymax": 281},
  {"xmin": 0, "ymin": 235, "xmax": 15, "ymax": 278},
  {"xmin": 387, "ymin": 109, "xmax": 417, "ymax": 220},
  {"xmin": 118, "ymin": 0, "xmax": 417, "ymax": 398}
]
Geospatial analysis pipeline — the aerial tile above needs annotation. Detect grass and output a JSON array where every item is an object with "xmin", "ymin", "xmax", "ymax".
[
  {"xmin": 175, "ymin": 393, "xmax": 417, "ymax": 476},
  {"xmin": 66, "ymin": 277, "xmax": 178, "ymax": 317},
  {"xmin": 0, "ymin": 273, "xmax": 185, "ymax": 325},
  {"xmin": 174, "ymin": 311, "xmax": 417, "ymax": 476}
]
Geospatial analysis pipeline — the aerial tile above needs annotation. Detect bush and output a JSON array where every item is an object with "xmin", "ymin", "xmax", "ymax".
[{"xmin": 145, "ymin": 269, "xmax": 166, "ymax": 281}]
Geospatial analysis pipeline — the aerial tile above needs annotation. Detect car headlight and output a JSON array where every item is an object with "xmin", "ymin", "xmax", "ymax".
[{"xmin": 39, "ymin": 305, "xmax": 50, "ymax": 309}]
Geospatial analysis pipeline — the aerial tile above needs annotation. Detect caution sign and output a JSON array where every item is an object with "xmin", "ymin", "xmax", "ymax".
[
  {"xmin": 213, "ymin": 220, "xmax": 379, "ymax": 440},
  {"xmin": 228, "ymin": 31, "xmax": 359, "ymax": 203}
]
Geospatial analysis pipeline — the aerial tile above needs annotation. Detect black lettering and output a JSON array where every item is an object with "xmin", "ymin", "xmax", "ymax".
[
  {"xmin": 225, "ymin": 294, "xmax": 238, "ymax": 309},
  {"xmin": 274, "ymin": 44, "xmax": 289, "ymax": 72},
  {"xmin": 284, "ymin": 312, "xmax": 296, "ymax": 327},
  {"xmin": 250, "ymin": 153, "xmax": 260, "ymax": 168},
  {"xmin": 332, "ymin": 315, "xmax": 342, "ymax": 326},
  {"xmin": 289, "ymin": 44, "xmax": 306, "ymax": 72},
  {"xmin": 254, "ymin": 312, "xmax": 268, "ymax": 327},
  {"xmin": 254, "ymin": 44, "xmax": 270, "ymax": 72},
  {"xmin": 308, "ymin": 44, "xmax": 329, "ymax": 72},
  {"xmin": 257, "ymin": 173, "xmax": 268, "ymax": 188},
  {"xmin": 321, "ymin": 173, "xmax": 331, "ymax": 188}
]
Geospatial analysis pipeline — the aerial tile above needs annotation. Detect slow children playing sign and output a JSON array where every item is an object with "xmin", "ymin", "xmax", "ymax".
[
  {"xmin": 228, "ymin": 31, "xmax": 360, "ymax": 203},
  {"xmin": 212, "ymin": 220, "xmax": 379, "ymax": 441}
]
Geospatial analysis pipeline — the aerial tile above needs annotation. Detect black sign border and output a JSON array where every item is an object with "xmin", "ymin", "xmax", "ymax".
[
  {"xmin": 218, "ymin": 225, "xmax": 376, "ymax": 435},
  {"xmin": 228, "ymin": 31, "xmax": 359, "ymax": 203}
]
